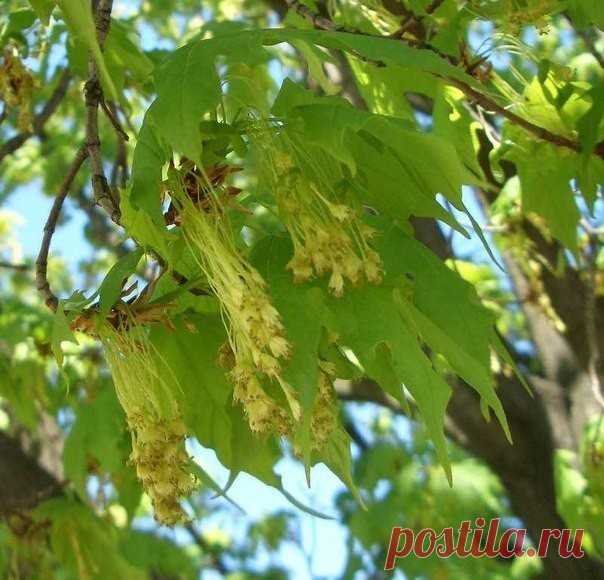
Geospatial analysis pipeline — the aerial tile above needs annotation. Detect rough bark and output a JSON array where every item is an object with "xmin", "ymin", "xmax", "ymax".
[{"xmin": 0, "ymin": 432, "xmax": 61, "ymax": 518}]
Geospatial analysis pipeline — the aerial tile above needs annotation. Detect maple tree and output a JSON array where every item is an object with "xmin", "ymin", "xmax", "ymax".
[{"xmin": 0, "ymin": 0, "xmax": 603, "ymax": 578}]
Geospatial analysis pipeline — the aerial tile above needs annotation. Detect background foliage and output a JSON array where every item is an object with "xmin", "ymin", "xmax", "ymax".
[{"xmin": 0, "ymin": 0, "xmax": 604, "ymax": 578}]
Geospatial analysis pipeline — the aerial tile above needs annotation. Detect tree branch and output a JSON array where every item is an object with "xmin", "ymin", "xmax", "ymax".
[
  {"xmin": 184, "ymin": 522, "xmax": 230, "ymax": 574},
  {"xmin": 0, "ymin": 261, "xmax": 28, "ymax": 271},
  {"xmin": 0, "ymin": 431, "xmax": 62, "ymax": 518},
  {"xmin": 565, "ymin": 14, "xmax": 604, "ymax": 70},
  {"xmin": 85, "ymin": 0, "xmax": 121, "ymax": 225},
  {"xmin": 35, "ymin": 146, "xmax": 88, "ymax": 311}
]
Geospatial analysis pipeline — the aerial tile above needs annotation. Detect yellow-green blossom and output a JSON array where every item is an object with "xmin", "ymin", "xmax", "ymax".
[
  {"xmin": 172, "ymin": 168, "xmax": 297, "ymax": 433},
  {"xmin": 101, "ymin": 323, "xmax": 195, "ymax": 526},
  {"xmin": 0, "ymin": 48, "xmax": 35, "ymax": 132},
  {"xmin": 252, "ymin": 125, "xmax": 382, "ymax": 296}
]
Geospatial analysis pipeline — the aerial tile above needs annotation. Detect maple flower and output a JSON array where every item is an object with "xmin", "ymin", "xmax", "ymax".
[
  {"xmin": 0, "ymin": 47, "xmax": 35, "ymax": 132},
  {"xmin": 100, "ymin": 323, "xmax": 195, "ymax": 526},
  {"xmin": 232, "ymin": 366, "xmax": 293, "ymax": 435},
  {"xmin": 252, "ymin": 125, "xmax": 382, "ymax": 296},
  {"xmin": 469, "ymin": 0, "xmax": 555, "ymax": 34},
  {"xmin": 172, "ymin": 169, "xmax": 298, "ymax": 433}
]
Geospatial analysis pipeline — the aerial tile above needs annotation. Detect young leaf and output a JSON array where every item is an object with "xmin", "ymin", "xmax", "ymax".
[
  {"xmin": 57, "ymin": 0, "xmax": 118, "ymax": 101},
  {"xmin": 63, "ymin": 387, "xmax": 129, "ymax": 498},
  {"xmin": 149, "ymin": 314, "xmax": 233, "ymax": 465},
  {"xmin": 51, "ymin": 303, "xmax": 77, "ymax": 366},
  {"xmin": 28, "ymin": 0, "xmax": 55, "ymax": 25},
  {"xmin": 35, "ymin": 498, "xmax": 146, "ymax": 580},
  {"xmin": 98, "ymin": 248, "xmax": 144, "ymax": 316}
]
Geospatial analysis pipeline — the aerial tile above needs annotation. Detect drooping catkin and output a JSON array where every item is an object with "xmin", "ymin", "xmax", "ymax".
[
  {"xmin": 0, "ymin": 47, "xmax": 35, "ymax": 132},
  {"xmin": 251, "ymin": 124, "xmax": 382, "ymax": 296},
  {"xmin": 170, "ymin": 167, "xmax": 298, "ymax": 435},
  {"xmin": 467, "ymin": 0, "xmax": 556, "ymax": 34},
  {"xmin": 101, "ymin": 323, "xmax": 195, "ymax": 525}
]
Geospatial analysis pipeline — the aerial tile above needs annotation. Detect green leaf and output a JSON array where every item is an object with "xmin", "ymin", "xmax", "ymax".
[
  {"xmin": 98, "ymin": 248, "xmax": 144, "ymax": 316},
  {"xmin": 225, "ymin": 404, "xmax": 281, "ymax": 487},
  {"xmin": 149, "ymin": 314, "xmax": 233, "ymax": 465},
  {"xmin": 278, "ymin": 485, "xmax": 335, "ymax": 519},
  {"xmin": 57, "ymin": 0, "xmax": 118, "ymax": 102},
  {"xmin": 381, "ymin": 225, "xmax": 511, "ymax": 437},
  {"xmin": 189, "ymin": 462, "xmax": 243, "ymax": 512},
  {"xmin": 399, "ymin": 301, "xmax": 510, "ymax": 442},
  {"xmin": 345, "ymin": 129, "xmax": 463, "ymax": 231},
  {"xmin": 506, "ymin": 137, "xmax": 580, "ymax": 252},
  {"xmin": 314, "ymin": 425, "xmax": 365, "ymax": 507},
  {"xmin": 28, "ymin": 0, "xmax": 55, "ymax": 25},
  {"xmin": 35, "ymin": 498, "xmax": 146, "ymax": 580},
  {"xmin": 151, "ymin": 27, "xmax": 478, "ymax": 162},
  {"xmin": 291, "ymin": 39, "xmax": 340, "ymax": 96},
  {"xmin": 349, "ymin": 60, "xmax": 433, "ymax": 120},
  {"xmin": 105, "ymin": 20, "xmax": 154, "ymax": 86},
  {"xmin": 270, "ymin": 83, "xmax": 469, "ymax": 232},
  {"xmin": 377, "ymin": 224, "xmax": 496, "ymax": 379},
  {"xmin": 251, "ymin": 236, "xmax": 327, "ymax": 468},
  {"xmin": 51, "ymin": 303, "xmax": 77, "ymax": 366},
  {"xmin": 326, "ymin": 281, "xmax": 453, "ymax": 481},
  {"xmin": 129, "ymin": 102, "xmax": 171, "ymax": 222},
  {"xmin": 577, "ymin": 82, "xmax": 604, "ymax": 157},
  {"xmin": 119, "ymin": 531, "xmax": 197, "ymax": 580},
  {"xmin": 0, "ymin": 8, "xmax": 36, "ymax": 46},
  {"xmin": 260, "ymin": 28, "xmax": 477, "ymax": 85},
  {"xmin": 0, "ymin": 360, "xmax": 43, "ymax": 429},
  {"xmin": 63, "ymin": 388, "xmax": 129, "ymax": 498},
  {"xmin": 568, "ymin": 0, "xmax": 604, "ymax": 29}
]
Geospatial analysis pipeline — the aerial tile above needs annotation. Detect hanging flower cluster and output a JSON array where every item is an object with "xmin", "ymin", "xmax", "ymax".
[
  {"xmin": 100, "ymin": 323, "xmax": 196, "ymax": 526},
  {"xmin": 170, "ymin": 166, "xmax": 299, "ymax": 435},
  {"xmin": 468, "ymin": 0, "xmax": 556, "ymax": 34},
  {"xmin": 0, "ymin": 47, "xmax": 35, "ymax": 132},
  {"xmin": 251, "ymin": 125, "xmax": 382, "ymax": 296},
  {"xmin": 232, "ymin": 366, "xmax": 293, "ymax": 436}
]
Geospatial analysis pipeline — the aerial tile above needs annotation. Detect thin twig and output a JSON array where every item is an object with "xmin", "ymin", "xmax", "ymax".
[
  {"xmin": 100, "ymin": 98, "xmax": 129, "ymax": 142},
  {"xmin": 0, "ymin": 261, "xmax": 28, "ymax": 271},
  {"xmin": 184, "ymin": 523, "xmax": 229, "ymax": 574},
  {"xmin": 85, "ymin": 0, "xmax": 121, "ymax": 224},
  {"xmin": 35, "ymin": 146, "xmax": 88, "ymax": 311},
  {"xmin": 108, "ymin": 102, "xmax": 129, "ymax": 189},
  {"xmin": 565, "ymin": 13, "xmax": 604, "ymax": 70},
  {"xmin": 394, "ymin": 0, "xmax": 444, "ymax": 38},
  {"xmin": 344, "ymin": 418, "xmax": 369, "ymax": 451},
  {"xmin": 445, "ymin": 76, "xmax": 592, "ymax": 155},
  {"xmin": 284, "ymin": 0, "xmax": 343, "ymax": 32},
  {"xmin": 0, "ymin": 68, "xmax": 71, "ymax": 163}
]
